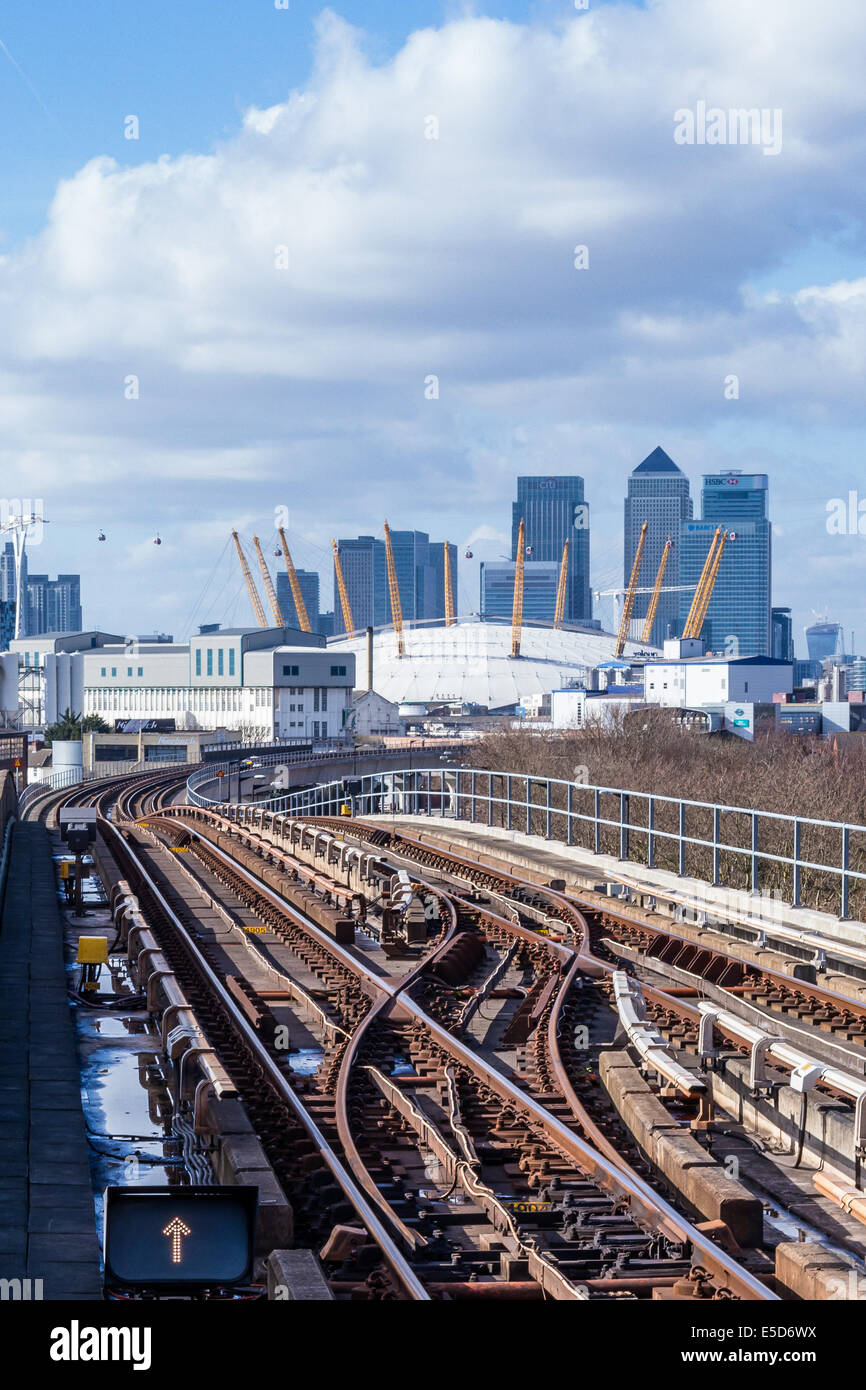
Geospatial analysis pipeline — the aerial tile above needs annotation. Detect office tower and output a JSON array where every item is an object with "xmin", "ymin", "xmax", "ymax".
[
  {"xmin": 480, "ymin": 561, "xmax": 559, "ymax": 622},
  {"xmin": 388, "ymin": 530, "xmax": 432, "ymax": 620},
  {"xmin": 512, "ymin": 477, "xmax": 591, "ymax": 623},
  {"xmin": 0, "ymin": 599, "xmax": 14, "ymax": 651},
  {"xmin": 276, "ymin": 568, "xmax": 320, "ymax": 633},
  {"xmin": 849, "ymin": 658, "xmax": 866, "ymax": 693},
  {"xmin": 333, "ymin": 537, "xmax": 388, "ymax": 634},
  {"xmin": 804, "ymin": 620, "xmax": 843, "ymax": 663},
  {"xmin": 624, "ymin": 447, "xmax": 692, "ymax": 647},
  {"xmin": 385, "ymin": 531, "xmax": 457, "ymax": 621},
  {"xmin": 317, "ymin": 611, "xmax": 336, "ymax": 638},
  {"xmin": 0, "ymin": 541, "xmax": 26, "ymax": 604},
  {"xmin": 25, "ymin": 573, "xmax": 82, "ymax": 636},
  {"xmin": 771, "ymin": 607, "xmax": 794, "ymax": 663},
  {"xmin": 429, "ymin": 542, "xmax": 458, "ymax": 621},
  {"xmin": 679, "ymin": 471, "xmax": 771, "ymax": 657}
]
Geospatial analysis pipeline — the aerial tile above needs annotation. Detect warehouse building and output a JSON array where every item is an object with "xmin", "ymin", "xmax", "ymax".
[{"xmin": 5, "ymin": 627, "xmax": 355, "ymax": 741}]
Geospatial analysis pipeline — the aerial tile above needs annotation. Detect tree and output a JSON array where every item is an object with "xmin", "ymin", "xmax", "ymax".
[{"xmin": 43, "ymin": 708, "xmax": 109, "ymax": 745}]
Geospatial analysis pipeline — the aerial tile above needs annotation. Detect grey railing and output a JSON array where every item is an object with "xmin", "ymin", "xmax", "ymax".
[
  {"xmin": 208, "ymin": 767, "xmax": 866, "ymax": 922},
  {"xmin": 186, "ymin": 744, "xmax": 465, "ymax": 808}
]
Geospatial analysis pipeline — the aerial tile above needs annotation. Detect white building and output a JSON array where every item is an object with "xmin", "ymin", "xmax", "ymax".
[
  {"xmin": 551, "ymin": 688, "xmax": 645, "ymax": 730},
  {"xmin": 643, "ymin": 651, "xmax": 793, "ymax": 709},
  {"xmin": 344, "ymin": 689, "xmax": 406, "ymax": 738},
  {"xmin": 6, "ymin": 627, "xmax": 355, "ymax": 741}
]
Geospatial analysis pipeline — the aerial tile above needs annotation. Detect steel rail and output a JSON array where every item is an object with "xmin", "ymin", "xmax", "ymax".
[
  {"xmin": 96, "ymin": 812, "xmax": 429, "ymax": 1300},
  {"xmin": 157, "ymin": 805, "xmax": 776, "ymax": 1300}
]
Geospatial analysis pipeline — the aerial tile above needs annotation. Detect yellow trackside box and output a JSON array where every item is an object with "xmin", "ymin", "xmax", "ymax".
[
  {"xmin": 59, "ymin": 861, "xmax": 70, "ymax": 879},
  {"xmin": 77, "ymin": 936, "xmax": 109, "ymax": 965}
]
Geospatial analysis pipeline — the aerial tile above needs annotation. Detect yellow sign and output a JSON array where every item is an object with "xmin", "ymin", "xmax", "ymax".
[
  {"xmin": 170, "ymin": 847, "xmax": 190, "ymax": 853},
  {"xmin": 77, "ymin": 936, "xmax": 109, "ymax": 964}
]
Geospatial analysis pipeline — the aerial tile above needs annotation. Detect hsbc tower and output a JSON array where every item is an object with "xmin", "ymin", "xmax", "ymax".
[{"xmin": 678, "ymin": 471, "xmax": 772, "ymax": 657}]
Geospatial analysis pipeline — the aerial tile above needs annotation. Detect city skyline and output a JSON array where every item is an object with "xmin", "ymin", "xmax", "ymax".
[
  {"xmin": 0, "ymin": 448, "xmax": 842, "ymax": 660},
  {"xmin": 0, "ymin": 3, "xmax": 861, "ymax": 647}
]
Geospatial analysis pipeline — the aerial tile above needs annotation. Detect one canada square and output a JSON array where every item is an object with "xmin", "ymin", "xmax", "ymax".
[{"xmin": 623, "ymin": 447, "xmax": 692, "ymax": 648}]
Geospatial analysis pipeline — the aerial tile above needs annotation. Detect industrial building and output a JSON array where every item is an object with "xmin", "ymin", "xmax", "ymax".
[
  {"xmin": 643, "ymin": 640, "xmax": 792, "ymax": 709},
  {"xmin": 5, "ymin": 627, "xmax": 356, "ymax": 740}
]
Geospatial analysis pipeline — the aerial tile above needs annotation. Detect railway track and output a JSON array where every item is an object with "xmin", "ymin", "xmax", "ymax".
[{"xmin": 122, "ymin": 799, "xmax": 776, "ymax": 1299}]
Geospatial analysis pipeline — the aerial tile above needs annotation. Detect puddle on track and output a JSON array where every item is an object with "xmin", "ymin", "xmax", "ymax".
[{"xmin": 286, "ymin": 1047, "xmax": 323, "ymax": 1076}]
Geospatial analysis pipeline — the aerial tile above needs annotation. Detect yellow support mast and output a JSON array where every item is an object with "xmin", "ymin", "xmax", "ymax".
[
  {"xmin": 331, "ymin": 539, "xmax": 355, "ymax": 636},
  {"xmin": 232, "ymin": 530, "xmax": 267, "ymax": 628},
  {"xmin": 383, "ymin": 521, "xmax": 405, "ymax": 657},
  {"xmin": 615, "ymin": 520, "xmax": 647, "ymax": 658},
  {"xmin": 640, "ymin": 537, "xmax": 671, "ymax": 645},
  {"xmin": 511, "ymin": 518, "xmax": 526, "ymax": 658},
  {"xmin": 443, "ymin": 542, "xmax": 455, "ymax": 627},
  {"xmin": 277, "ymin": 527, "xmax": 311, "ymax": 633},
  {"xmin": 682, "ymin": 527, "xmax": 721, "ymax": 639},
  {"xmin": 553, "ymin": 538, "xmax": 569, "ymax": 629},
  {"xmin": 688, "ymin": 529, "xmax": 728, "ymax": 640},
  {"xmin": 253, "ymin": 535, "xmax": 284, "ymax": 626}
]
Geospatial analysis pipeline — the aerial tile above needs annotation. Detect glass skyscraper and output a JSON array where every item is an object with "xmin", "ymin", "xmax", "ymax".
[
  {"xmin": 333, "ymin": 536, "xmax": 388, "ymax": 634},
  {"xmin": 679, "ymin": 471, "xmax": 772, "ymax": 657},
  {"xmin": 25, "ymin": 572, "xmax": 82, "ymax": 636},
  {"xmin": 771, "ymin": 607, "xmax": 794, "ymax": 663},
  {"xmin": 624, "ymin": 447, "xmax": 692, "ymax": 648},
  {"xmin": 276, "ymin": 568, "xmax": 320, "ymax": 633},
  {"xmin": 480, "ymin": 561, "xmax": 559, "ymax": 622},
  {"xmin": 512, "ymin": 477, "xmax": 591, "ymax": 623},
  {"xmin": 429, "ymin": 542, "xmax": 458, "ymax": 621}
]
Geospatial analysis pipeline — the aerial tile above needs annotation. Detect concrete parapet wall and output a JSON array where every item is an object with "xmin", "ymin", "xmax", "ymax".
[{"xmin": 600, "ymin": 1050, "xmax": 764, "ymax": 1247}]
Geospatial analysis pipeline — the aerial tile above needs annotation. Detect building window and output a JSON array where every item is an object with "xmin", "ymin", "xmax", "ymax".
[
  {"xmin": 101, "ymin": 667, "xmax": 106, "ymax": 677},
  {"xmin": 137, "ymin": 667, "xmax": 143, "ymax": 677},
  {"xmin": 111, "ymin": 667, "xmax": 117, "ymax": 677},
  {"xmin": 195, "ymin": 650, "xmax": 201, "ymax": 676},
  {"xmin": 206, "ymin": 649, "xmax": 213, "ymax": 676},
  {"xmin": 283, "ymin": 664, "xmax": 299, "ymax": 676},
  {"xmin": 127, "ymin": 667, "xmax": 133, "ymax": 676},
  {"xmin": 321, "ymin": 687, "xmax": 327, "ymax": 711},
  {"xmin": 229, "ymin": 648, "xmax": 235, "ymax": 676},
  {"xmin": 218, "ymin": 649, "xmax": 224, "ymax": 676},
  {"xmin": 330, "ymin": 665, "xmax": 347, "ymax": 677}
]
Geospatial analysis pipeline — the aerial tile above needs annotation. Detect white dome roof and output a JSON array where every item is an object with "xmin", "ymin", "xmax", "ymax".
[{"xmin": 328, "ymin": 618, "xmax": 656, "ymax": 710}]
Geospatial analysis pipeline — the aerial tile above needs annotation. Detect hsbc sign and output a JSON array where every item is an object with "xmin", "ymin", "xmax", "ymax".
[{"xmin": 705, "ymin": 474, "xmax": 765, "ymax": 489}]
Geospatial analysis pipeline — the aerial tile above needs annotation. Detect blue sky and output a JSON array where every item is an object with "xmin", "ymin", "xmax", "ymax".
[
  {"xmin": 0, "ymin": 0, "xmax": 863, "ymax": 648},
  {"xmin": 0, "ymin": 1, "xmax": 562, "ymax": 244}
]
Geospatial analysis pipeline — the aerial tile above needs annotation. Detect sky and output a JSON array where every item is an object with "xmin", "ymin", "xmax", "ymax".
[{"xmin": 0, "ymin": 0, "xmax": 864, "ymax": 648}]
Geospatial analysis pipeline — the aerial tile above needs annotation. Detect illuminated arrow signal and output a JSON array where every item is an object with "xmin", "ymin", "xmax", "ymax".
[{"xmin": 162, "ymin": 1215, "xmax": 191, "ymax": 1263}]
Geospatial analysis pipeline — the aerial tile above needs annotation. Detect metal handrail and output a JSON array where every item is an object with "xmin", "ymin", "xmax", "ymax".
[
  {"xmin": 208, "ymin": 766, "xmax": 866, "ymax": 922},
  {"xmin": 186, "ymin": 743, "xmax": 465, "ymax": 809}
]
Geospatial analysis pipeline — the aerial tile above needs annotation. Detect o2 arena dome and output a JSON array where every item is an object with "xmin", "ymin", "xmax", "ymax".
[{"xmin": 328, "ymin": 617, "xmax": 658, "ymax": 713}]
